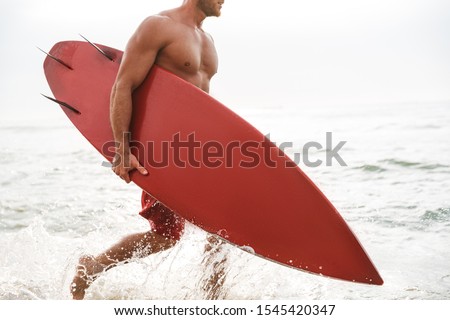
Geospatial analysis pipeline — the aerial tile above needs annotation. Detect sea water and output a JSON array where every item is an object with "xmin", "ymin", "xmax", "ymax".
[{"xmin": 0, "ymin": 102, "xmax": 449, "ymax": 299}]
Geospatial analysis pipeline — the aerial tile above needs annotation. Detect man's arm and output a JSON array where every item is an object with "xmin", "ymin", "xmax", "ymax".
[{"xmin": 110, "ymin": 16, "xmax": 169, "ymax": 183}]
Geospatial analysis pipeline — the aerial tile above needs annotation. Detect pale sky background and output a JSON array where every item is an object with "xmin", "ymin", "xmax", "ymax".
[{"xmin": 1, "ymin": 0, "xmax": 450, "ymax": 122}]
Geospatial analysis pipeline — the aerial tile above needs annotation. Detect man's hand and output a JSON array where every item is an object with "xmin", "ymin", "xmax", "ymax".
[{"xmin": 112, "ymin": 151, "xmax": 148, "ymax": 183}]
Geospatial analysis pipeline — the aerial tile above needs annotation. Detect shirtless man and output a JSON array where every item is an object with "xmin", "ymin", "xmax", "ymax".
[{"xmin": 70, "ymin": 0, "xmax": 226, "ymax": 300}]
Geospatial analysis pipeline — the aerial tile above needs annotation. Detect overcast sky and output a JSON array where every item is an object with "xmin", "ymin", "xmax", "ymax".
[{"xmin": 1, "ymin": 0, "xmax": 450, "ymax": 122}]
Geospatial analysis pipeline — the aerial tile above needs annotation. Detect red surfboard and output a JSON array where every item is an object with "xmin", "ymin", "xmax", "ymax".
[{"xmin": 43, "ymin": 40, "xmax": 383, "ymax": 285}]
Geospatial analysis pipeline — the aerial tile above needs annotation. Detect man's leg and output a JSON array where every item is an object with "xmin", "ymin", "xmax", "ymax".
[
  {"xmin": 70, "ymin": 231, "xmax": 176, "ymax": 300},
  {"xmin": 201, "ymin": 235, "xmax": 228, "ymax": 299}
]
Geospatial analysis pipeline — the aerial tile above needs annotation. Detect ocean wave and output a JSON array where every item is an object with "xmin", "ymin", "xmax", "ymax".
[
  {"xmin": 380, "ymin": 159, "xmax": 450, "ymax": 171},
  {"xmin": 381, "ymin": 159, "xmax": 422, "ymax": 167},
  {"xmin": 354, "ymin": 164, "xmax": 387, "ymax": 173},
  {"xmin": 417, "ymin": 163, "xmax": 450, "ymax": 170},
  {"xmin": 420, "ymin": 207, "xmax": 450, "ymax": 224},
  {"xmin": 352, "ymin": 159, "xmax": 449, "ymax": 173},
  {"xmin": 359, "ymin": 206, "xmax": 450, "ymax": 231}
]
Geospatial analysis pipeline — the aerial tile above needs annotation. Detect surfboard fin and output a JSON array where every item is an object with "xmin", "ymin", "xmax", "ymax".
[
  {"xmin": 41, "ymin": 94, "xmax": 81, "ymax": 115},
  {"xmin": 37, "ymin": 47, "xmax": 73, "ymax": 70},
  {"xmin": 79, "ymin": 34, "xmax": 114, "ymax": 61}
]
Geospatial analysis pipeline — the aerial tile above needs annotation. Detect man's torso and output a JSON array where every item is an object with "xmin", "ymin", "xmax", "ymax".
[{"xmin": 150, "ymin": 13, "xmax": 218, "ymax": 93}]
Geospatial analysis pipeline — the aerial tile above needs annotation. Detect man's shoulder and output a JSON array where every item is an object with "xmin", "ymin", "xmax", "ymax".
[
  {"xmin": 139, "ymin": 10, "xmax": 188, "ymax": 35},
  {"xmin": 139, "ymin": 14, "xmax": 173, "ymax": 30}
]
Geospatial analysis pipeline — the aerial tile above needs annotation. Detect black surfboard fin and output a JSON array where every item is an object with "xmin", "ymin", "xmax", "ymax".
[
  {"xmin": 37, "ymin": 47, "xmax": 73, "ymax": 70},
  {"xmin": 79, "ymin": 34, "xmax": 114, "ymax": 61},
  {"xmin": 41, "ymin": 94, "xmax": 81, "ymax": 115}
]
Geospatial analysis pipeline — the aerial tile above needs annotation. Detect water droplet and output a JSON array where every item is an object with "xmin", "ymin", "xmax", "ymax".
[{"xmin": 217, "ymin": 229, "xmax": 229, "ymax": 239}]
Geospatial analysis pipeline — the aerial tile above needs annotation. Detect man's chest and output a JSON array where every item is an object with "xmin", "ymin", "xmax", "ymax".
[{"xmin": 157, "ymin": 30, "xmax": 218, "ymax": 77}]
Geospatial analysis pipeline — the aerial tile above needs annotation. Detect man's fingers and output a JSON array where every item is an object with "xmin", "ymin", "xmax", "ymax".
[
  {"xmin": 111, "ymin": 154, "xmax": 147, "ymax": 183},
  {"xmin": 136, "ymin": 166, "xmax": 148, "ymax": 175},
  {"xmin": 131, "ymin": 157, "xmax": 148, "ymax": 175},
  {"xmin": 118, "ymin": 169, "xmax": 130, "ymax": 183}
]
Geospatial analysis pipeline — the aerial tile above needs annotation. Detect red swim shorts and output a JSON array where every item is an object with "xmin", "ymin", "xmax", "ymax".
[{"xmin": 139, "ymin": 191, "xmax": 185, "ymax": 241}]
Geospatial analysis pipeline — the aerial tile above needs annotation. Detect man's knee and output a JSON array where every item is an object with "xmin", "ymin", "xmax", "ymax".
[
  {"xmin": 204, "ymin": 234, "xmax": 224, "ymax": 252},
  {"xmin": 143, "ymin": 231, "xmax": 178, "ymax": 252}
]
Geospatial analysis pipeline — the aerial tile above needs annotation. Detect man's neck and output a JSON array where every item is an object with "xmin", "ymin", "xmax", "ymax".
[{"xmin": 178, "ymin": 2, "xmax": 207, "ymax": 28}]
